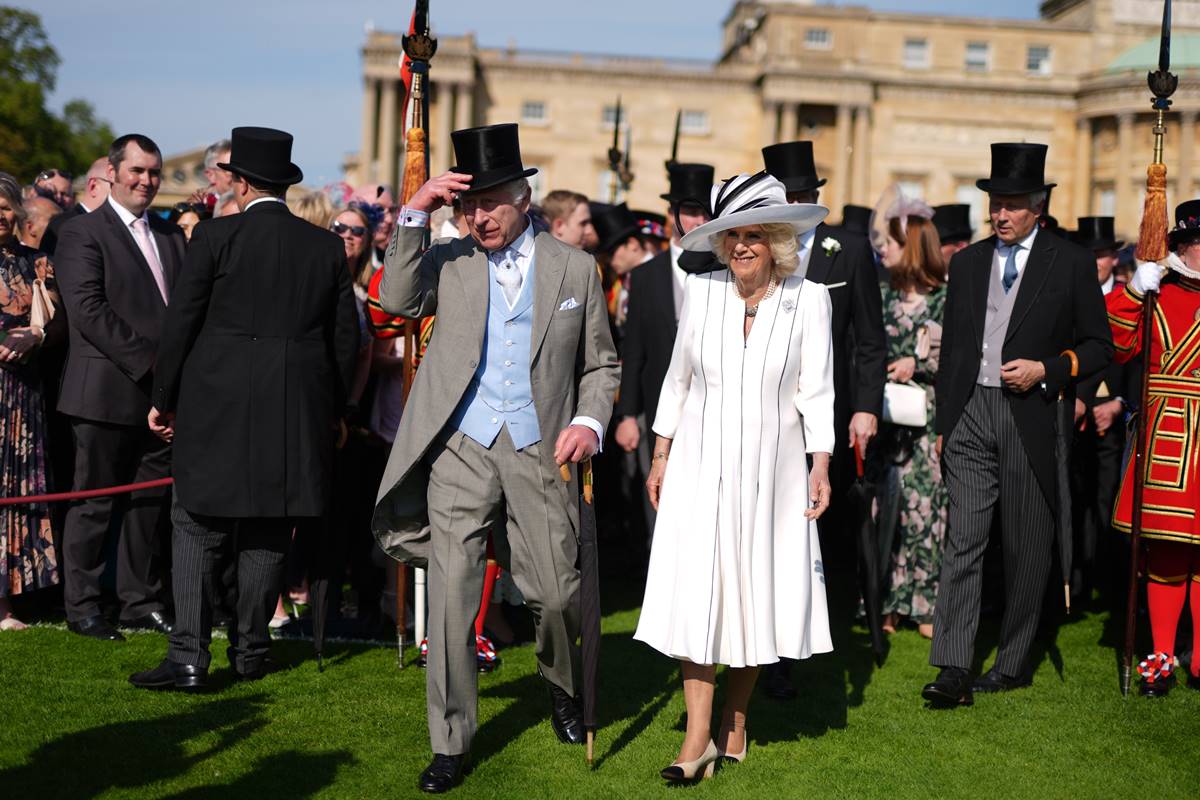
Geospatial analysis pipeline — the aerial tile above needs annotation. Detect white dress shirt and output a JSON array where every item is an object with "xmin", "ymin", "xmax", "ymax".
[
  {"xmin": 107, "ymin": 195, "xmax": 163, "ymax": 267},
  {"xmin": 489, "ymin": 221, "xmax": 535, "ymax": 310},
  {"xmin": 668, "ymin": 241, "xmax": 688, "ymax": 318},
  {"xmin": 1101, "ymin": 274, "xmax": 1116, "ymax": 295},
  {"xmin": 797, "ymin": 226, "xmax": 818, "ymax": 277},
  {"xmin": 246, "ymin": 196, "xmax": 287, "ymax": 211},
  {"xmin": 995, "ymin": 226, "xmax": 1039, "ymax": 279}
]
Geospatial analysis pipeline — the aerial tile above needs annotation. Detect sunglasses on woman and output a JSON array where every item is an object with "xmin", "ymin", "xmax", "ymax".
[{"xmin": 331, "ymin": 221, "xmax": 367, "ymax": 237}]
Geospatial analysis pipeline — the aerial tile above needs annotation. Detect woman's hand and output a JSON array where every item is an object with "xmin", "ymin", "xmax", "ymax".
[
  {"xmin": 0, "ymin": 327, "xmax": 42, "ymax": 363},
  {"xmin": 886, "ymin": 356, "xmax": 916, "ymax": 384},
  {"xmin": 806, "ymin": 452, "xmax": 832, "ymax": 520},
  {"xmin": 645, "ymin": 435, "xmax": 672, "ymax": 511}
]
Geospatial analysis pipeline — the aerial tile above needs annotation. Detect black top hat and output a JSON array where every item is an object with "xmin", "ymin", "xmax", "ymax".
[
  {"xmin": 933, "ymin": 204, "xmax": 974, "ymax": 244},
  {"xmin": 976, "ymin": 143, "xmax": 1056, "ymax": 196},
  {"xmin": 661, "ymin": 162, "xmax": 715, "ymax": 208},
  {"xmin": 840, "ymin": 204, "xmax": 872, "ymax": 236},
  {"xmin": 592, "ymin": 202, "xmax": 641, "ymax": 253},
  {"xmin": 762, "ymin": 141, "xmax": 827, "ymax": 194},
  {"xmin": 217, "ymin": 126, "xmax": 304, "ymax": 186},
  {"xmin": 450, "ymin": 123, "xmax": 538, "ymax": 194},
  {"xmin": 1169, "ymin": 199, "xmax": 1200, "ymax": 248},
  {"xmin": 1074, "ymin": 217, "xmax": 1124, "ymax": 251}
]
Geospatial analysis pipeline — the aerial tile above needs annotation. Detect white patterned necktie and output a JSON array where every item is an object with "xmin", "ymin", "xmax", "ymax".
[
  {"xmin": 132, "ymin": 217, "xmax": 169, "ymax": 303},
  {"xmin": 494, "ymin": 250, "xmax": 522, "ymax": 306}
]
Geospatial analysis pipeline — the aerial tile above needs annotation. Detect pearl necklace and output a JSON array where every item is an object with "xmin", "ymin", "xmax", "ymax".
[{"xmin": 733, "ymin": 274, "xmax": 777, "ymax": 317}]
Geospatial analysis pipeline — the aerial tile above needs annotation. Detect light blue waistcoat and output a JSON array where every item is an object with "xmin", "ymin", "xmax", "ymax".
[{"xmin": 450, "ymin": 256, "xmax": 541, "ymax": 450}]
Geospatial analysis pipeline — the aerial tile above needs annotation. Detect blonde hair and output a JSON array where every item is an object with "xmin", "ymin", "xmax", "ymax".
[
  {"xmin": 711, "ymin": 223, "xmax": 800, "ymax": 277},
  {"xmin": 289, "ymin": 191, "xmax": 335, "ymax": 229}
]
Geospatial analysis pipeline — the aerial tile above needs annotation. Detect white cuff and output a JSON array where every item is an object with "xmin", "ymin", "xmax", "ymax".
[
  {"xmin": 399, "ymin": 208, "xmax": 430, "ymax": 228},
  {"xmin": 570, "ymin": 416, "xmax": 604, "ymax": 454}
]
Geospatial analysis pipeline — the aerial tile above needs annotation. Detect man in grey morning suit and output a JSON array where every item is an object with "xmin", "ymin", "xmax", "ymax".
[
  {"xmin": 370, "ymin": 124, "xmax": 620, "ymax": 794},
  {"xmin": 921, "ymin": 143, "xmax": 1112, "ymax": 708}
]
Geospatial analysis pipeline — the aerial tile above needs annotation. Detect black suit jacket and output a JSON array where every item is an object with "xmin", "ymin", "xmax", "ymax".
[
  {"xmin": 1077, "ymin": 281, "xmax": 1141, "ymax": 411},
  {"xmin": 39, "ymin": 203, "xmax": 86, "ymax": 257},
  {"xmin": 935, "ymin": 231, "xmax": 1114, "ymax": 505},
  {"xmin": 153, "ymin": 201, "xmax": 360, "ymax": 518},
  {"xmin": 614, "ymin": 249, "xmax": 677, "ymax": 429},
  {"xmin": 805, "ymin": 223, "xmax": 886, "ymax": 422},
  {"xmin": 54, "ymin": 200, "xmax": 186, "ymax": 426}
]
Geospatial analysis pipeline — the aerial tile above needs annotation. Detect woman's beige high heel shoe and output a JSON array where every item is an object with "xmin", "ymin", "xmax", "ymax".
[
  {"xmin": 718, "ymin": 726, "xmax": 748, "ymax": 763},
  {"xmin": 660, "ymin": 740, "xmax": 719, "ymax": 783}
]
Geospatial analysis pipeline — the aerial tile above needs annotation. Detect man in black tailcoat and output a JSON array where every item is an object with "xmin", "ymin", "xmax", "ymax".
[{"xmin": 129, "ymin": 127, "xmax": 360, "ymax": 691}]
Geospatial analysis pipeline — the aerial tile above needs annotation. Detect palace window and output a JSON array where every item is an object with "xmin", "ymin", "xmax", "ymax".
[
  {"xmin": 1027, "ymin": 45, "xmax": 1052, "ymax": 76},
  {"xmin": 903, "ymin": 38, "xmax": 930, "ymax": 70},
  {"xmin": 805, "ymin": 28, "xmax": 832, "ymax": 50},
  {"xmin": 965, "ymin": 42, "xmax": 990, "ymax": 73},
  {"xmin": 680, "ymin": 110, "xmax": 710, "ymax": 136},
  {"xmin": 601, "ymin": 105, "xmax": 629, "ymax": 130},
  {"xmin": 521, "ymin": 101, "xmax": 547, "ymax": 125}
]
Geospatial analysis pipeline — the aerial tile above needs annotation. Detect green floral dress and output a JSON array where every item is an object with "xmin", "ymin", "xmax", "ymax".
[{"xmin": 877, "ymin": 284, "xmax": 946, "ymax": 624}]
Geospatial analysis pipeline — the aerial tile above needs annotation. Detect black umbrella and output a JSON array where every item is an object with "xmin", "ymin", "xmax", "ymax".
[
  {"xmin": 564, "ymin": 459, "xmax": 602, "ymax": 766},
  {"xmin": 848, "ymin": 447, "xmax": 887, "ymax": 666},
  {"xmin": 1055, "ymin": 391, "xmax": 1074, "ymax": 614}
]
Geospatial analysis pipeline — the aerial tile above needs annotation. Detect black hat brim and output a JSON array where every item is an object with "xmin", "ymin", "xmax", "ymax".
[
  {"xmin": 1168, "ymin": 228, "xmax": 1200, "ymax": 248},
  {"xmin": 659, "ymin": 193, "xmax": 710, "ymax": 205},
  {"xmin": 779, "ymin": 177, "xmax": 826, "ymax": 194},
  {"xmin": 976, "ymin": 179, "xmax": 1057, "ymax": 195},
  {"xmin": 453, "ymin": 166, "xmax": 539, "ymax": 195},
  {"xmin": 937, "ymin": 229, "xmax": 975, "ymax": 244},
  {"xmin": 217, "ymin": 161, "xmax": 304, "ymax": 186},
  {"xmin": 1076, "ymin": 238, "xmax": 1125, "ymax": 252},
  {"xmin": 596, "ymin": 223, "xmax": 641, "ymax": 254}
]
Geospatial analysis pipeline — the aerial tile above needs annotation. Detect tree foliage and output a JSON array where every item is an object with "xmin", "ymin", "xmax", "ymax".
[{"xmin": 0, "ymin": 7, "xmax": 114, "ymax": 181}]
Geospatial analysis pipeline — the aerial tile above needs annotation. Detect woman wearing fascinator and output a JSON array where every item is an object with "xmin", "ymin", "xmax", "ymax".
[
  {"xmin": 874, "ymin": 190, "xmax": 949, "ymax": 639},
  {"xmin": 634, "ymin": 172, "xmax": 835, "ymax": 783}
]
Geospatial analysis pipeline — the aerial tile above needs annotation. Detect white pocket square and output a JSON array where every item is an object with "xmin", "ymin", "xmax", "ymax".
[{"xmin": 558, "ymin": 297, "xmax": 580, "ymax": 311}]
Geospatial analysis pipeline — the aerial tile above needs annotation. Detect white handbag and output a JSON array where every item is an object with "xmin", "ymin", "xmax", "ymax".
[{"xmin": 883, "ymin": 381, "xmax": 928, "ymax": 427}]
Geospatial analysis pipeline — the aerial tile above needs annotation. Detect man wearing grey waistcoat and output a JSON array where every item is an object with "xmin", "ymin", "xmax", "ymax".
[{"xmin": 371, "ymin": 123, "xmax": 620, "ymax": 794}]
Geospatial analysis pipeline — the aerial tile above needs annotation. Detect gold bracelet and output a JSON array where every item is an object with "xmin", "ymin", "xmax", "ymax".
[{"xmin": 652, "ymin": 452, "xmax": 669, "ymax": 461}]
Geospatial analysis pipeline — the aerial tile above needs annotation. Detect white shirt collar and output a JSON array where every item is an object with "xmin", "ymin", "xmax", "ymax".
[
  {"xmin": 1101, "ymin": 274, "xmax": 1116, "ymax": 295},
  {"xmin": 246, "ymin": 196, "xmax": 286, "ymax": 211},
  {"xmin": 494, "ymin": 219, "xmax": 535, "ymax": 262},
  {"xmin": 997, "ymin": 226, "xmax": 1038, "ymax": 252},
  {"xmin": 798, "ymin": 226, "xmax": 818, "ymax": 251},
  {"xmin": 669, "ymin": 239, "xmax": 683, "ymax": 264},
  {"xmin": 107, "ymin": 194, "xmax": 147, "ymax": 227}
]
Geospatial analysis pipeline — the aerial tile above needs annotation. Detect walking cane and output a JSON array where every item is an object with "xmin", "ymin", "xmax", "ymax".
[{"xmin": 1122, "ymin": 0, "xmax": 1176, "ymax": 697}]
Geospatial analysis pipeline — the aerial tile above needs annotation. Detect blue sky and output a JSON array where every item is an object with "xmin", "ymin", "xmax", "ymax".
[{"xmin": 24, "ymin": 0, "xmax": 1042, "ymax": 183}]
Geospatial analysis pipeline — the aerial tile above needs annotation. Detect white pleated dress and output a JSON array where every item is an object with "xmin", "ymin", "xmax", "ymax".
[{"xmin": 633, "ymin": 269, "xmax": 836, "ymax": 667}]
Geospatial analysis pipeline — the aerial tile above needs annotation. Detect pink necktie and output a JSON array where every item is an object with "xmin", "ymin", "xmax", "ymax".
[{"xmin": 131, "ymin": 217, "xmax": 169, "ymax": 303}]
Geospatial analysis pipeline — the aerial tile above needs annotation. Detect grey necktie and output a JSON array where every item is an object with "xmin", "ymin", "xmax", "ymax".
[
  {"xmin": 1002, "ymin": 244, "xmax": 1020, "ymax": 293},
  {"xmin": 494, "ymin": 250, "xmax": 522, "ymax": 306}
]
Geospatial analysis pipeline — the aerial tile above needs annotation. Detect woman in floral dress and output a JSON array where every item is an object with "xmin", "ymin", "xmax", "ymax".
[
  {"xmin": 0, "ymin": 173, "xmax": 62, "ymax": 629},
  {"xmin": 876, "ymin": 206, "xmax": 947, "ymax": 639}
]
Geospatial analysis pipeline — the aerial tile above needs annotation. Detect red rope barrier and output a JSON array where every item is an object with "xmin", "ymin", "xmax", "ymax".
[{"xmin": 0, "ymin": 477, "xmax": 174, "ymax": 507}]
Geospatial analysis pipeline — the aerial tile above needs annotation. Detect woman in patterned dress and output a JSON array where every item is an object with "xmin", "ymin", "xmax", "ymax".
[
  {"xmin": 0, "ymin": 173, "xmax": 63, "ymax": 629},
  {"xmin": 876, "ymin": 207, "xmax": 948, "ymax": 639}
]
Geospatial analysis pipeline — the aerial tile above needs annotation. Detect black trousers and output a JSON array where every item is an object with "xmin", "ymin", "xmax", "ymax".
[
  {"xmin": 62, "ymin": 418, "xmax": 171, "ymax": 622},
  {"xmin": 167, "ymin": 495, "xmax": 298, "ymax": 672}
]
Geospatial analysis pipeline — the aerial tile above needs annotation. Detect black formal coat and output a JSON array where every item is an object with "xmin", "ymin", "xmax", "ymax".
[
  {"xmin": 152, "ymin": 201, "xmax": 360, "ymax": 518},
  {"xmin": 935, "ymin": 231, "xmax": 1114, "ymax": 506},
  {"xmin": 805, "ymin": 222, "xmax": 886, "ymax": 423},
  {"xmin": 614, "ymin": 249, "xmax": 677, "ymax": 429},
  {"xmin": 1077, "ymin": 282, "xmax": 1141, "ymax": 410},
  {"xmin": 39, "ymin": 203, "xmax": 86, "ymax": 257},
  {"xmin": 54, "ymin": 199, "xmax": 186, "ymax": 426}
]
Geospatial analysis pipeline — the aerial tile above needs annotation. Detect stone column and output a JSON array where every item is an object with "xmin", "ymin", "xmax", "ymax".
[
  {"xmin": 1179, "ymin": 110, "xmax": 1196, "ymax": 203},
  {"xmin": 378, "ymin": 78, "xmax": 398, "ymax": 192},
  {"xmin": 780, "ymin": 102, "xmax": 799, "ymax": 143},
  {"xmin": 437, "ymin": 82, "xmax": 454, "ymax": 174},
  {"xmin": 1073, "ymin": 116, "xmax": 1092, "ymax": 219},
  {"xmin": 1117, "ymin": 112, "xmax": 1134, "ymax": 234},
  {"xmin": 455, "ymin": 81, "xmax": 473, "ymax": 131},
  {"xmin": 762, "ymin": 101, "xmax": 780, "ymax": 146},
  {"xmin": 851, "ymin": 105, "xmax": 870, "ymax": 205},
  {"xmin": 360, "ymin": 78, "xmax": 379, "ymax": 183},
  {"xmin": 833, "ymin": 104, "xmax": 852, "ymax": 211}
]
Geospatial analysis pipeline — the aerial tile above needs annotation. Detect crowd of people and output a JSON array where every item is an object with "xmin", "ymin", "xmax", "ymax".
[{"xmin": 1, "ymin": 119, "xmax": 1198, "ymax": 795}]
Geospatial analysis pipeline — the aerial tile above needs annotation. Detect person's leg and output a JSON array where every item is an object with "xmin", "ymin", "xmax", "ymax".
[
  {"xmin": 230, "ymin": 518, "xmax": 293, "ymax": 673},
  {"xmin": 1145, "ymin": 540, "xmax": 1191, "ymax": 664},
  {"xmin": 717, "ymin": 666, "xmax": 760, "ymax": 756},
  {"xmin": 678, "ymin": 661, "xmax": 717, "ymax": 763},
  {"xmin": 424, "ymin": 431, "xmax": 500, "ymax": 756},
  {"xmin": 166, "ymin": 497, "xmax": 232, "ymax": 669},
  {"xmin": 929, "ymin": 390, "xmax": 1000, "ymax": 670},
  {"xmin": 1188, "ymin": 550, "xmax": 1200, "ymax": 679},
  {"xmin": 117, "ymin": 430, "xmax": 172, "ymax": 620}
]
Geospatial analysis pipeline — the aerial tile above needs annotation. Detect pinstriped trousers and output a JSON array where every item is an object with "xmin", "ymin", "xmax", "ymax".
[
  {"xmin": 930, "ymin": 387, "xmax": 1055, "ymax": 677},
  {"xmin": 166, "ymin": 493, "xmax": 294, "ymax": 672}
]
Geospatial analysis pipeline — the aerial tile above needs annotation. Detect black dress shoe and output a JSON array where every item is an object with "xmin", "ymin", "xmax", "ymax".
[
  {"xmin": 1187, "ymin": 672, "xmax": 1200, "ymax": 691},
  {"xmin": 121, "ymin": 611, "xmax": 175, "ymax": 635},
  {"xmin": 129, "ymin": 658, "xmax": 207, "ymax": 691},
  {"xmin": 547, "ymin": 683, "xmax": 585, "ymax": 745},
  {"xmin": 921, "ymin": 667, "xmax": 974, "ymax": 708},
  {"xmin": 972, "ymin": 668, "xmax": 1032, "ymax": 693},
  {"xmin": 762, "ymin": 661, "xmax": 797, "ymax": 700},
  {"xmin": 1139, "ymin": 673, "xmax": 1176, "ymax": 697},
  {"xmin": 418, "ymin": 753, "xmax": 469, "ymax": 793},
  {"xmin": 68, "ymin": 615, "xmax": 125, "ymax": 641}
]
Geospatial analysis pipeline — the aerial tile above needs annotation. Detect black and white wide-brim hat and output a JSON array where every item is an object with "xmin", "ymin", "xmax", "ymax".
[{"xmin": 678, "ymin": 171, "xmax": 828, "ymax": 252}]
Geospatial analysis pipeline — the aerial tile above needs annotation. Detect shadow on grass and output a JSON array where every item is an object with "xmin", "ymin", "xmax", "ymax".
[{"xmin": 0, "ymin": 693, "xmax": 354, "ymax": 797}]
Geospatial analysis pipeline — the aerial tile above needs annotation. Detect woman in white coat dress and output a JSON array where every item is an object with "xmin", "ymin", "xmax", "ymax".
[{"xmin": 634, "ymin": 173, "xmax": 836, "ymax": 783}]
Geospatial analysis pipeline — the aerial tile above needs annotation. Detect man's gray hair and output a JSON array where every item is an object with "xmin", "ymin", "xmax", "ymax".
[
  {"xmin": 204, "ymin": 139, "xmax": 232, "ymax": 170},
  {"xmin": 496, "ymin": 177, "xmax": 531, "ymax": 205},
  {"xmin": 1029, "ymin": 190, "xmax": 1048, "ymax": 210}
]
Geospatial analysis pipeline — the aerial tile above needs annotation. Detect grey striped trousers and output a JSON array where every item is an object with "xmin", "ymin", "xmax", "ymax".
[
  {"xmin": 930, "ymin": 386, "xmax": 1054, "ymax": 677},
  {"xmin": 166, "ymin": 493, "xmax": 294, "ymax": 672}
]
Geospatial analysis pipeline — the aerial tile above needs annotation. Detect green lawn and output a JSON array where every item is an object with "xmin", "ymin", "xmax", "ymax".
[{"xmin": 2, "ymin": 583, "xmax": 1198, "ymax": 799}]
